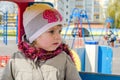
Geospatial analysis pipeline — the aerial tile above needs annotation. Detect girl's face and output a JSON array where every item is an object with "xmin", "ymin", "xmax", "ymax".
[{"xmin": 34, "ymin": 25, "xmax": 62, "ymax": 51}]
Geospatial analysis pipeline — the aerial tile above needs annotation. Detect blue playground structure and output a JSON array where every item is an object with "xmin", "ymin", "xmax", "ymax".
[
  {"xmin": 79, "ymin": 71, "xmax": 120, "ymax": 80},
  {"xmin": 63, "ymin": 8, "xmax": 119, "ymax": 80},
  {"xmin": 0, "ymin": 11, "xmax": 18, "ymax": 45},
  {"xmin": 63, "ymin": 8, "xmax": 94, "ymax": 49},
  {"xmin": 3, "ymin": 12, "xmax": 8, "ymax": 45}
]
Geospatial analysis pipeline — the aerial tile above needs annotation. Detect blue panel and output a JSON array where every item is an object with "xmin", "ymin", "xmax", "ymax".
[
  {"xmin": 105, "ymin": 17, "xmax": 114, "ymax": 23},
  {"xmin": 98, "ymin": 46, "xmax": 113, "ymax": 74},
  {"xmin": 85, "ymin": 40, "xmax": 98, "ymax": 45},
  {"xmin": 76, "ymin": 46, "xmax": 113, "ymax": 73},
  {"xmin": 79, "ymin": 72, "xmax": 120, "ymax": 80}
]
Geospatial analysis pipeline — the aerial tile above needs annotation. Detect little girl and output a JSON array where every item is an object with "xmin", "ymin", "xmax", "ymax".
[{"xmin": 1, "ymin": 3, "xmax": 81, "ymax": 80}]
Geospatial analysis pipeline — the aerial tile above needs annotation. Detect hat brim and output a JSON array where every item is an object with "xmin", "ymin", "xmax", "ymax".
[{"xmin": 29, "ymin": 21, "xmax": 63, "ymax": 43}]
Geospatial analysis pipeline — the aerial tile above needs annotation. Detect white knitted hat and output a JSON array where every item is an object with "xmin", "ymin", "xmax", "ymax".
[{"xmin": 23, "ymin": 4, "xmax": 63, "ymax": 43}]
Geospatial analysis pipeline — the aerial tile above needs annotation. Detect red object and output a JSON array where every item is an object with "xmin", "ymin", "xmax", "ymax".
[
  {"xmin": 0, "ymin": 56, "xmax": 10, "ymax": 67},
  {"xmin": 78, "ymin": 28, "xmax": 82, "ymax": 37},
  {"xmin": 107, "ymin": 22, "xmax": 111, "ymax": 28}
]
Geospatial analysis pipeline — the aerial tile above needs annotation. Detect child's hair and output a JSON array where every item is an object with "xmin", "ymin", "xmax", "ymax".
[{"xmin": 23, "ymin": 4, "xmax": 63, "ymax": 43}]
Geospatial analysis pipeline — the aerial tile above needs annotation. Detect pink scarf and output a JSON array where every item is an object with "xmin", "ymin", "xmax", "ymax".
[{"xmin": 18, "ymin": 41, "xmax": 73, "ymax": 61}]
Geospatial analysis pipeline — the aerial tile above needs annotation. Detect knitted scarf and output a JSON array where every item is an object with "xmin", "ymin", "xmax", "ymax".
[{"xmin": 18, "ymin": 41, "xmax": 73, "ymax": 61}]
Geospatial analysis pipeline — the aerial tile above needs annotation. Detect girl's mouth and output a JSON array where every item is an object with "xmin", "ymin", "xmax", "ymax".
[{"xmin": 53, "ymin": 43, "xmax": 59, "ymax": 45}]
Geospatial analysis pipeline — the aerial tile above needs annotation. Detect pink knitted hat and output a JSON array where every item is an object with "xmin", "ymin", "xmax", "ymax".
[{"xmin": 23, "ymin": 4, "xmax": 63, "ymax": 43}]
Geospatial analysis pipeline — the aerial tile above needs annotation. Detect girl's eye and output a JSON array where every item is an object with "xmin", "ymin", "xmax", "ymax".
[
  {"xmin": 59, "ymin": 30, "xmax": 62, "ymax": 34},
  {"xmin": 48, "ymin": 29, "xmax": 62, "ymax": 34},
  {"xmin": 49, "ymin": 30, "xmax": 54, "ymax": 34}
]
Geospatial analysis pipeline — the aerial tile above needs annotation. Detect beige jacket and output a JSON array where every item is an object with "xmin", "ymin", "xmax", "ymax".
[{"xmin": 1, "ymin": 51, "xmax": 81, "ymax": 80}]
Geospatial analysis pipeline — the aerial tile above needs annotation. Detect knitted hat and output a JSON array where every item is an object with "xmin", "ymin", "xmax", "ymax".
[{"xmin": 23, "ymin": 4, "xmax": 63, "ymax": 43}]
